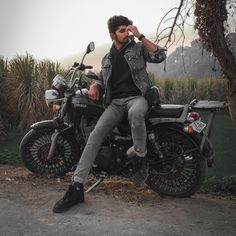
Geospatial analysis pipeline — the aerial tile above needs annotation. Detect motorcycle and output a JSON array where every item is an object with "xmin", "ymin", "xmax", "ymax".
[{"xmin": 19, "ymin": 42, "xmax": 227, "ymax": 197}]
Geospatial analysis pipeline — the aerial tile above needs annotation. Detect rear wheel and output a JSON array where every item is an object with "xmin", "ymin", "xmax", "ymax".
[
  {"xmin": 146, "ymin": 125, "xmax": 208, "ymax": 197},
  {"xmin": 20, "ymin": 127, "xmax": 82, "ymax": 175}
]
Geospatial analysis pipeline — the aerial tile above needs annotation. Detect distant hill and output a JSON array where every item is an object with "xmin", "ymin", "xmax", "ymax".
[
  {"xmin": 148, "ymin": 33, "xmax": 236, "ymax": 79},
  {"xmin": 148, "ymin": 39, "xmax": 223, "ymax": 79}
]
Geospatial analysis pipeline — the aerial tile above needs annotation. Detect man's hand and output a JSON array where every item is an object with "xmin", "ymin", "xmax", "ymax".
[
  {"xmin": 127, "ymin": 25, "xmax": 158, "ymax": 53},
  {"xmin": 127, "ymin": 25, "xmax": 141, "ymax": 39},
  {"xmin": 88, "ymin": 83, "xmax": 100, "ymax": 101}
]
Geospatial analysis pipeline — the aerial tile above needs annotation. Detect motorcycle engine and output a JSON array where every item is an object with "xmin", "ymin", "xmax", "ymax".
[{"xmin": 94, "ymin": 146, "xmax": 116, "ymax": 171}]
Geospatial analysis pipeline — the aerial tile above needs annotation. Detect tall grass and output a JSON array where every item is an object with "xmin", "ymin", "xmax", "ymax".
[
  {"xmin": 0, "ymin": 54, "xmax": 228, "ymax": 132},
  {"xmin": 0, "ymin": 57, "xmax": 9, "ymax": 135},
  {"xmin": 154, "ymin": 77, "xmax": 227, "ymax": 104},
  {"xmin": 0, "ymin": 53, "xmax": 65, "ymax": 131}
]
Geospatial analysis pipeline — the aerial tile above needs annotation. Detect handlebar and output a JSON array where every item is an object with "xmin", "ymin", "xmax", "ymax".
[{"xmin": 72, "ymin": 62, "xmax": 93, "ymax": 71}]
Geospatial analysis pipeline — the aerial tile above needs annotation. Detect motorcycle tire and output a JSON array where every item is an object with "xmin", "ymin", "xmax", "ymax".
[
  {"xmin": 146, "ymin": 124, "xmax": 208, "ymax": 197},
  {"xmin": 20, "ymin": 127, "xmax": 81, "ymax": 175}
]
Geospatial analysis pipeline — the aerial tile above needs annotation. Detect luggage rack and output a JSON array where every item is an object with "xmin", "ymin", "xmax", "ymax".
[{"xmin": 190, "ymin": 99, "xmax": 228, "ymax": 152}]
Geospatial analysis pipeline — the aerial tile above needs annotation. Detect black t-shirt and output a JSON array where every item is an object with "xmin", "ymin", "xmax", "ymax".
[{"xmin": 109, "ymin": 40, "xmax": 141, "ymax": 99}]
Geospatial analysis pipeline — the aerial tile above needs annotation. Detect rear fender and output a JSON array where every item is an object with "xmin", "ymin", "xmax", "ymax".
[{"xmin": 155, "ymin": 123, "xmax": 214, "ymax": 162}]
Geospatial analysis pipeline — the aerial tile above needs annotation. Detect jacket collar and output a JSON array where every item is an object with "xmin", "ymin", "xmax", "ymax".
[{"xmin": 110, "ymin": 39, "xmax": 135, "ymax": 54}]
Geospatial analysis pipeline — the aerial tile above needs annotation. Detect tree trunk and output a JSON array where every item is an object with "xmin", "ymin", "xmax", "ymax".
[
  {"xmin": 195, "ymin": 0, "xmax": 236, "ymax": 127},
  {"xmin": 227, "ymin": 79, "xmax": 236, "ymax": 128},
  {"xmin": 211, "ymin": 27, "xmax": 236, "ymax": 127}
]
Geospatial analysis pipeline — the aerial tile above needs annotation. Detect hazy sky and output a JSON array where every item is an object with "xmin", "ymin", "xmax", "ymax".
[{"xmin": 0, "ymin": 0, "xmax": 180, "ymax": 60}]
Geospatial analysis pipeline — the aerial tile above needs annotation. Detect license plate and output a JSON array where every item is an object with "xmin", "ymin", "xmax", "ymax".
[{"xmin": 190, "ymin": 120, "xmax": 206, "ymax": 133}]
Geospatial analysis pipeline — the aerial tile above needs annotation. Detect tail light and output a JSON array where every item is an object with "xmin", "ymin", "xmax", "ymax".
[
  {"xmin": 187, "ymin": 112, "xmax": 201, "ymax": 122},
  {"xmin": 184, "ymin": 111, "xmax": 206, "ymax": 134}
]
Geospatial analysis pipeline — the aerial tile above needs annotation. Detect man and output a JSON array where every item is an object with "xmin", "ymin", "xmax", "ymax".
[{"xmin": 53, "ymin": 15, "xmax": 166, "ymax": 213}]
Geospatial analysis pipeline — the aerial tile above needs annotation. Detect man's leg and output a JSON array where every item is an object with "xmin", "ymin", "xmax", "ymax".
[
  {"xmin": 53, "ymin": 100, "xmax": 124, "ymax": 213},
  {"xmin": 73, "ymin": 101, "xmax": 124, "ymax": 183},
  {"xmin": 127, "ymin": 96, "xmax": 148, "ymax": 157},
  {"xmin": 126, "ymin": 96, "xmax": 149, "ymax": 186}
]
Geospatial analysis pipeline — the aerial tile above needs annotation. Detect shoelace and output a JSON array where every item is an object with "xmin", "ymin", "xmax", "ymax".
[{"xmin": 62, "ymin": 186, "xmax": 74, "ymax": 200}]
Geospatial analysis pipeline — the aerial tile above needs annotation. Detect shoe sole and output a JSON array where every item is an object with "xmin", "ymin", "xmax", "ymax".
[{"xmin": 52, "ymin": 200, "xmax": 84, "ymax": 213}]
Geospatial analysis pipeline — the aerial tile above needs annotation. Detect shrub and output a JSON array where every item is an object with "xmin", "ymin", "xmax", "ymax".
[
  {"xmin": 153, "ymin": 77, "xmax": 227, "ymax": 104},
  {"xmin": 201, "ymin": 175, "xmax": 236, "ymax": 196}
]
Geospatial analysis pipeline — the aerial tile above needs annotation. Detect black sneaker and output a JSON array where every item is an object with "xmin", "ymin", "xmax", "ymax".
[
  {"xmin": 53, "ymin": 183, "xmax": 84, "ymax": 213},
  {"xmin": 130, "ymin": 156, "xmax": 149, "ymax": 187}
]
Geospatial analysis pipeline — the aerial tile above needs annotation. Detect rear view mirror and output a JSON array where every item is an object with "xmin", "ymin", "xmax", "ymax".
[{"xmin": 86, "ymin": 42, "xmax": 95, "ymax": 54}]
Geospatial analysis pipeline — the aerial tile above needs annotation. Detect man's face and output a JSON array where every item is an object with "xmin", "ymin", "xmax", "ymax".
[{"xmin": 112, "ymin": 25, "xmax": 130, "ymax": 44}]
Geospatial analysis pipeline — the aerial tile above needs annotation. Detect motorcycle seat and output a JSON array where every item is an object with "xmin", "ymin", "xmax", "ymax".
[{"xmin": 148, "ymin": 104, "xmax": 185, "ymax": 118}]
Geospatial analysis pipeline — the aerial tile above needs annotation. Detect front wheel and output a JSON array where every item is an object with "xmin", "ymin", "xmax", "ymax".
[
  {"xmin": 146, "ymin": 125, "xmax": 208, "ymax": 197},
  {"xmin": 20, "ymin": 127, "xmax": 82, "ymax": 175}
]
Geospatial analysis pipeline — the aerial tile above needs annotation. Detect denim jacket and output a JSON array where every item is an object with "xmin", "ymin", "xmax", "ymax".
[{"xmin": 96, "ymin": 40, "xmax": 166, "ymax": 106}]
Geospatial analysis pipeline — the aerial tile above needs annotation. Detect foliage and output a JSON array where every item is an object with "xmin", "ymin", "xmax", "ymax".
[
  {"xmin": 37, "ymin": 59, "xmax": 64, "ymax": 85},
  {"xmin": 201, "ymin": 175, "xmax": 236, "ymax": 196},
  {"xmin": 0, "ymin": 53, "xmax": 66, "ymax": 132},
  {"xmin": 194, "ymin": 0, "xmax": 228, "ymax": 52},
  {"xmin": 154, "ymin": 77, "xmax": 227, "ymax": 104},
  {"xmin": 194, "ymin": 0, "xmax": 236, "ymax": 126},
  {"xmin": 0, "ymin": 52, "xmax": 229, "ymax": 133},
  {"xmin": 156, "ymin": 0, "xmax": 236, "ymax": 125},
  {"xmin": 8, "ymin": 53, "xmax": 48, "ymax": 129},
  {"xmin": 0, "ymin": 57, "xmax": 9, "ymax": 135},
  {"xmin": 0, "ymin": 149, "xmax": 21, "ymax": 164}
]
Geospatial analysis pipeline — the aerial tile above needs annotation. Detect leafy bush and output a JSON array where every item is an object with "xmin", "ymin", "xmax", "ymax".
[
  {"xmin": 0, "ymin": 54, "xmax": 66, "ymax": 131},
  {"xmin": 154, "ymin": 77, "xmax": 227, "ymax": 104},
  {"xmin": 201, "ymin": 175, "xmax": 236, "ymax": 196},
  {"xmin": 0, "ymin": 149, "xmax": 21, "ymax": 164}
]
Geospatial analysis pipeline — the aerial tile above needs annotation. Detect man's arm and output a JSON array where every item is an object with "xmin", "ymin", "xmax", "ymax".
[
  {"xmin": 127, "ymin": 25, "xmax": 166, "ymax": 63},
  {"xmin": 127, "ymin": 25, "xmax": 157, "ymax": 53}
]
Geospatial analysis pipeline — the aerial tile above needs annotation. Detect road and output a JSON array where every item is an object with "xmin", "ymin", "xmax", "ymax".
[{"xmin": 0, "ymin": 165, "xmax": 235, "ymax": 236}]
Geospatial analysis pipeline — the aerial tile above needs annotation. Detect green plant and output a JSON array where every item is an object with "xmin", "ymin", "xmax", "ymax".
[
  {"xmin": 201, "ymin": 175, "xmax": 236, "ymax": 196},
  {"xmin": 9, "ymin": 53, "xmax": 50, "ymax": 130},
  {"xmin": 153, "ymin": 77, "xmax": 227, "ymax": 104},
  {"xmin": 0, "ymin": 149, "xmax": 21, "ymax": 164}
]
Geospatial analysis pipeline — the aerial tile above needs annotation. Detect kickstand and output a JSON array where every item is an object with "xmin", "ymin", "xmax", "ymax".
[{"xmin": 85, "ymin": 172, "xmax": 107, "ymax": 193}]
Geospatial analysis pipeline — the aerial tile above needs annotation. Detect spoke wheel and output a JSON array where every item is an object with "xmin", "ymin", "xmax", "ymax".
[
  {"xmin": 146, "ymin": 125, "xmax": 207, "ymax": 197},
  {"xmin": 20, "ymin": 127, "xmax": 82, "ymax": 175}
]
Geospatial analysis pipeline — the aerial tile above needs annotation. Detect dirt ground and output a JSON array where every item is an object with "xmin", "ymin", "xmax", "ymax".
[{"xmin": 0, "ymin": 165, "xmax": 236, "ymax": 236}]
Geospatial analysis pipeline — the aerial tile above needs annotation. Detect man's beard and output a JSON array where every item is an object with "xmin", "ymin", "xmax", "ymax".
[{"xmin": 116, "ymin": 36, "xmax": 130, "ymax": 45}]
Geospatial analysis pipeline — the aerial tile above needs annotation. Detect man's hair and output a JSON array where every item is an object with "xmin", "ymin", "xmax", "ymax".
[{"xmin": 107, "ymin": 15, "xmax": 133, "ymax": 33}]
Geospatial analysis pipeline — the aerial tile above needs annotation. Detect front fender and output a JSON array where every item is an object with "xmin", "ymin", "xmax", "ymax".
[{"xmin": 31, "ymin": 120, "xmax": 55, "ymax": 130}]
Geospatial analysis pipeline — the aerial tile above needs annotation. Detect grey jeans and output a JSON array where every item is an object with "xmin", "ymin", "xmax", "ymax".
[{"xmin": 73, "ymin": 96, "xmax": 148, "ymax": 183}]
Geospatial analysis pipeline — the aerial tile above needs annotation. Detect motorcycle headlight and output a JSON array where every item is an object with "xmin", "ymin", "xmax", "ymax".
[
  {"xmin": 52, "ymin": 75, "xmax": 67, "ymax": 91},
  {"xmin": 45, "ymin": 89, "xmax": 59, "ymax": 107}
]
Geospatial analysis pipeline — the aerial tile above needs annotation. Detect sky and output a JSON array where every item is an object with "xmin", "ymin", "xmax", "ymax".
[{"xmin": 0, "ymin": 0, "xmax": 181, "ymax": 61}]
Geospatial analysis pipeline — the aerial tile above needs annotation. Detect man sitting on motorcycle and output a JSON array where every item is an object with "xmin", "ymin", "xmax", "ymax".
[{"xmin": 53, "ymin": 15, "xmax": 166, "ymax": 213}]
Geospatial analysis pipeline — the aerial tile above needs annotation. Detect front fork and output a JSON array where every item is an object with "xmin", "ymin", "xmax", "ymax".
[
  {"xmin": 47, "ymin": 95, "xmax": 71, "ymax": 160},
  {"xmin": 47, "ymin": 129, "xmax": 60, "ymax": 160}
]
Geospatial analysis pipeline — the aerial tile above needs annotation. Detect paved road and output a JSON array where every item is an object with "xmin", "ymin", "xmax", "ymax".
[{"xmin": 0, "ymin": 193, "xmax": 236, "ymax": 236}]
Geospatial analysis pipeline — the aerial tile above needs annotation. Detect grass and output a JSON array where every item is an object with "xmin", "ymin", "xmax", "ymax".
[
  {"xmin": 201, "ymin": 175, "xmax": 236, "ymax": 196},
  {"xmin": 0, "ymin": 130, "xmax": 25, "ymax": 165}
]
